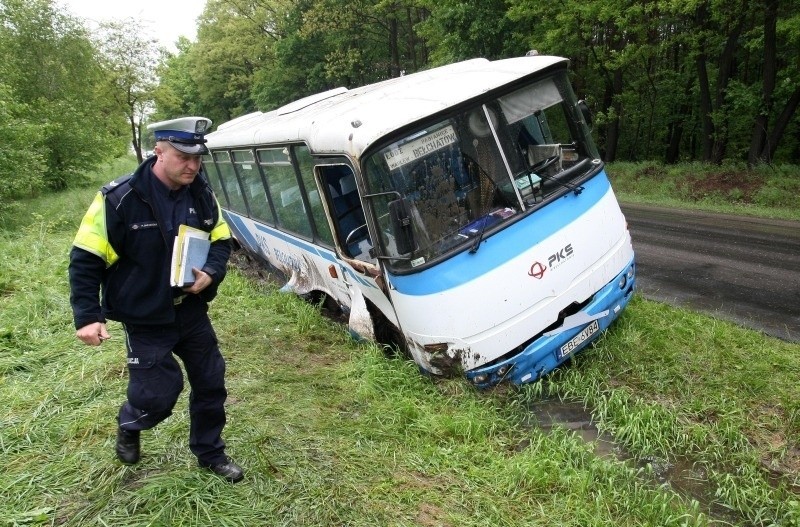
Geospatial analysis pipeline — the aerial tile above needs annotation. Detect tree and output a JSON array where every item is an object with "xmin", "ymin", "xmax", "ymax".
[
  {"xmin": 507, "ymin": 0, "xmax": 639, "ymax": 161},
  {"xmin": 0, "ymin": 0, "xmax": 126, "ymax": 190},
  {"xmin": 250, "ymin": 0, "xmax": 331, "ymax": 109},
  {"xmin": 156, "ymin": 0, "xmax": 800, "ymax": 165},
  {"xmin": 299, "ymin": 0, "xmax": 430, "ymax": 86},
  {"xmin": 153, "ymin": 37, "xmax": 205, "ymax": 122},
  {"xmin": 0, "ymin": 83, "xmax": 47, "ymax": 211},
  {"xmin": 95, "ymin": 19, "xmax": 162, "ymax": 163},
  {"xmin": 747, "ymin": 0, "xmax": 800, "ymax": 165},
  {"xmin": 417, "ymin": 0, "xmax": 525, "ymax": 65}
]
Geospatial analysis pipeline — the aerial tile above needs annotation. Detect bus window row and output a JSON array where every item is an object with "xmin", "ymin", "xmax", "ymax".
[
  {"xmin": 202, "ymin": 145, "xmax": 334, "ymax": 247},
  {"xmin": 202, "ymin": 145, "xmax": 373, "ymax": 262}
]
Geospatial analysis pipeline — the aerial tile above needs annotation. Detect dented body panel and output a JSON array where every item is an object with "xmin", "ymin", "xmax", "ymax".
[{"xmin": 221, "ymin": 211, "xmax": 394, "ymax": 341}]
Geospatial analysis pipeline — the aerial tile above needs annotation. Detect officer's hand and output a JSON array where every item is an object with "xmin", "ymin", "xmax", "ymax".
[
  {"xmin": 76, "ymin": 322, "xmax": 110, "ymax": 346},
  {"xmin": 183, "ymin": 268, "xmax": 212, "ymax": 294}
]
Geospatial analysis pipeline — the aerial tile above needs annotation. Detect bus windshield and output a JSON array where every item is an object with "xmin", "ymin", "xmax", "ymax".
[{"xmin": 363, "ymin": 71, "xmax": 600, "ymax": 272}]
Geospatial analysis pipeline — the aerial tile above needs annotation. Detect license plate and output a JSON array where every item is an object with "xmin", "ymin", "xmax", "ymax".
[{"xmin": 558, "ymin": 320, "xmax": 599, "ymax": 359}]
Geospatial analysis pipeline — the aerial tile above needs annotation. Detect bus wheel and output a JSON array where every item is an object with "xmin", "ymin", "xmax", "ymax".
[{"xmin": 367, "ymin": 301, "xmax": 408, "ymax": 359}]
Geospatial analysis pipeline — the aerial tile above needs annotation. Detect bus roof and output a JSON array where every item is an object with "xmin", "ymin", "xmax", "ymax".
[{"xmin": 205, "ymin": 55, "xmax": 567, "ymax": 160}]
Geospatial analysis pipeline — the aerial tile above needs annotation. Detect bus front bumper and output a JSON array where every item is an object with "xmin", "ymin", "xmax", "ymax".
[{"xmin": 465, "ymin": 259, "xmax": 636, "ymax": 388}]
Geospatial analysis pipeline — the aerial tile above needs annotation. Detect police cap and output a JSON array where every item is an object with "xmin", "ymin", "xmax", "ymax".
[{"xmin": 148, "ymin": 116, "xmax": 212, "ymax": 155}]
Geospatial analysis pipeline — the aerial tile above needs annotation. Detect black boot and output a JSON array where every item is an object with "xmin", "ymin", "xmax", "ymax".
[
  {"xmin": 116, "ymin": 428, "xmax": 140, "ymax": 464},
  {"xmin": 200, "ymin": 456, "xmax": 244, "ymax": 483}
]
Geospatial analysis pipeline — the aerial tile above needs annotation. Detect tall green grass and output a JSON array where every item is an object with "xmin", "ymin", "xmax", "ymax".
[
  {"xmin": 1, "ymin": 158, "xmax": 798, "ymax": 526},
  {"xmin": 608, "ymin": 161, "xmax": 800, "ymax": 221},
  {"xmin": 531, "ymin": 298, "xmax": 800, "ymax": 525}
]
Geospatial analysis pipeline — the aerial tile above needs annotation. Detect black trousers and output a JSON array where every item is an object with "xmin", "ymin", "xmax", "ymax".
[{"xmin": 119, "ymin": 297, "xmax": 228, "ymax": 465}]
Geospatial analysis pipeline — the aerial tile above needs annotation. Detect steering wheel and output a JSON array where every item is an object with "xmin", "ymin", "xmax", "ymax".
[
  {"xmin": 345, "ymin": 223, "xmax": 369, "ymax": 246},
  {"xmin": 529, "ymin": 155, "xmax": 559, "ymax": 173}
]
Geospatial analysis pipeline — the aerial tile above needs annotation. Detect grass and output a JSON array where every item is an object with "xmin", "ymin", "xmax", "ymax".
[
  {"xmin": 1, "ymin": 157, "xmax": 799, "ymax": 526},
  {"xmin": 607, "ymin": 161, "xmax": 800, "ymax": 221}
]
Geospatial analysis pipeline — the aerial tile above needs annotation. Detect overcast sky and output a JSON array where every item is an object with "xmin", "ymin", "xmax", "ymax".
[{"xmin": 56, "ymin": 0, "xmax": 207, "ymax": 51}]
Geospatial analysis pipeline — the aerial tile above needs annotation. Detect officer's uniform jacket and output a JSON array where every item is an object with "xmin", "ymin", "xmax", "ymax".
[{"xmin": 69, "ymin": 157, "xmax": 232, "ymax": 329}]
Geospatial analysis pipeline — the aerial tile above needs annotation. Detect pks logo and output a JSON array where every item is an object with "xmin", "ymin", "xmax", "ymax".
[
  {"xmin": 528, "ymin": 243, "xmax": 575, "ymax": 279},
  {"xmin": 548, "ymin": 243, "xmax": 574, "ymax": 269}
]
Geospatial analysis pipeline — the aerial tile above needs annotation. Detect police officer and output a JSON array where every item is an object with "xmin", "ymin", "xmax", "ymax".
[{"xmin": 68, "ymin": 117, "xmax": 243, "ymax": 483}]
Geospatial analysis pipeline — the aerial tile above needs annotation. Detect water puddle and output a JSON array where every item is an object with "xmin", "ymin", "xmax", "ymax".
[
  {"xmin": 525, "ymin": 398, "xmax": 618, "ymax": 458},
  {"xmin": 526, "ymin": 397, "xmax": 741, "ymax": 523}
]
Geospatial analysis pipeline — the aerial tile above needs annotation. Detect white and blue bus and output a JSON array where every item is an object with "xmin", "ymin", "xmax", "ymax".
[{"xmin": 202, "ymin": 55, "xmax": 635, "ymax": 388}]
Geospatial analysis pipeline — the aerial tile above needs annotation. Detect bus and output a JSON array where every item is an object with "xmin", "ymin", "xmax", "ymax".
[{"xmin": 202, "ymin": 55, "xmax": 636, "ymax": 388}]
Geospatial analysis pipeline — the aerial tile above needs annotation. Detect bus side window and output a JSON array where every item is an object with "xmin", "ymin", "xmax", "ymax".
[
  {"xmin": 294, "ymin": 146, "xmax": 335, "ymax": 247},
  {"xmin": 214, "ymin": 151, "xmax": 248, "ymax": 215},
  {"xmin": 258, "ymin": 148, "xmax": 313, "ymax": 239},
  {"xmin": 202, "ymin": 154, "xmax": 229, "ymax": 207},
  {"xmin": 233, "ymin": 149, "xmax": 275, "ymax": 225}
]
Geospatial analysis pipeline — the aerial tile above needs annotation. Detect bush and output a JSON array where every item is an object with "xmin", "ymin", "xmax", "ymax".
[{"xmin": 0, "ymin": 84, "xmax": 47, "ymax": 211}]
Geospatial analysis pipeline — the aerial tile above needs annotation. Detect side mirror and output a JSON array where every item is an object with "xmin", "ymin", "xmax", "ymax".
[
  {"xmin": 578, "ymin": 99, "xmax": 593, "ymax": 130},
  {"xmin": 388, "ymin": 197, "xmax": 414, "ymax": 255}
]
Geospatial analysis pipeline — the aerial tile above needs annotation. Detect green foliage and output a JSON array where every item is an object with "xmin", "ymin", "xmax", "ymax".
[
  {"xmin": 153, "ymin": 0, "xmax": 267, "ymax": 124},
  {"xmin": 299, "ymin": 0, "xmax": 430, "ymax": 83},
  {"xmin": 752, "ymin": 167, "xmax": 800, "ymax": 210},
  {"xmin": 153, "ymin": 38, "xmax": 207, "ymax": 122},
  {"xmin": 0, "ymin": 0, "xmax": 129, "ymax": 194},
  {"xmin": 3, "ymin": 0, "xmax": 800, "ymax": 191},
  {"xmin": 607, "ymin": 161, "xmax": 800, "ymax": 220},
  {"xmin": 0, "ymin": 83, "xmax": 47, "ymax": 209},
  {"xmin": 417, "ymin": 0, "xmax": 529, "ymax": 65},
  {"xmin": 161, "ymin": 0, "xmax": 436, "ymax": 116},
  {"xmin": 250, "ymin": 0, "xmax": 331, "ymax": 109},
  {"xmin": 0, "ymin": 156, "xmax": 138, "ymax": 233}
]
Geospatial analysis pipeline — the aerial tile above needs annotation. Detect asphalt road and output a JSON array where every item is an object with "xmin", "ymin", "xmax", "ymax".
[{"xmin": 621, "ymin": 203, "xmax": 800, "ymax": 342}]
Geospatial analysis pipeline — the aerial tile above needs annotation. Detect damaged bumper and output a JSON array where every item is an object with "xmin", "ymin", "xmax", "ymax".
[{"xmin": 465, "ymin": 259, "xmax": 636, "ymax": 388}]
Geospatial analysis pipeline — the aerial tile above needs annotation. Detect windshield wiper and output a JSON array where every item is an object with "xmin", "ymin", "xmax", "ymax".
[
  {"xmin": 469, "ymin": 215, "xmax": 489, "ymax": 254},
  {"xmin": 535, "ymin": 158, "xmax": 591, "ymax": 196},
  {"xmin": 539, "ymin": 172, "xmax": 584, "ymax": 196}
]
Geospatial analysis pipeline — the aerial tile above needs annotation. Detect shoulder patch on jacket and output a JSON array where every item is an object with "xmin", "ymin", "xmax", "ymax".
[{"xmin": 102, "ymin": 174, "xmax": 133, "ymax": 195}]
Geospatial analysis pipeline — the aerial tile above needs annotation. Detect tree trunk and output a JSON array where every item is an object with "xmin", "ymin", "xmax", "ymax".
[
  {"xmin": 763, "ymin": 86, "xmax": 800, "ymax": 162},
  {"xmin": 748, "ymin": 0, "xmax": 778, "ymax": 165},
  {"xmin": 129, "ymin": 111, "xmax": 142, "ymax": 164},
  {"xmin": 603, "ymin": 68, "xmax": 624, "ymax": 162},
  {"xmin": 666, "ymin": 78, "xmax": 694, "ymax": 163},
  {"xmin": 695, "ymin": 0, "xmax": 747, "ymax": 163},
  {"xmin": 389, "ymin": 17, "xmax": 400, "ymax": 77},
  {"xmin": 696, "ymin": 52, "xmax": 714, "ymax": 161},
  {"xmin": 711, "ymin": 2, "xmax": 746, "ymax": 163},
  {"xmin": 694, "ymin": 2, "xmax": 714, "ymax": 161}
]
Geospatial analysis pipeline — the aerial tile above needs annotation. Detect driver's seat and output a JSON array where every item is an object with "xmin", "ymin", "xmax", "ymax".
[{"xmin": 333, "ymin": 174, "xmax": 368, "ymax": 258}]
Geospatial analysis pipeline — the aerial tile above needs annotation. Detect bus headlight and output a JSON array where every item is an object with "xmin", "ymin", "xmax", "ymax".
[
  {"xmin": 619, "ymin": 265, "xmax": 634, "ymax": 289},
  {"xmin": 472, "ymin": 373, "xmax": 489, "ymax": 384}
]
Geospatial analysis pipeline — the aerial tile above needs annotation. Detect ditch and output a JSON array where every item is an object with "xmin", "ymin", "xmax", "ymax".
[{"xmin": 526, "ymin": 397, "xmax": 746, "ymax": 525}]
